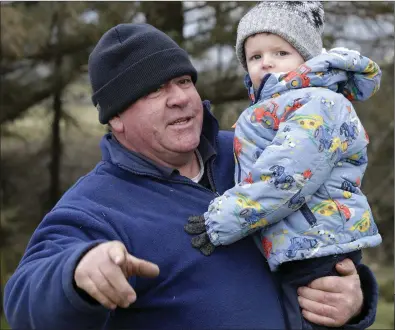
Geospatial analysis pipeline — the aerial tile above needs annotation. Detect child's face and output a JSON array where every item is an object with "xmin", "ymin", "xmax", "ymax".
[{"xmin": 245, "ymin": 33, "xmax": 304, "ymax": 89}]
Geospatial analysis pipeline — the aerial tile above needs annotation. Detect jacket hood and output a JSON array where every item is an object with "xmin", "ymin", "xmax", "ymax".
[{"xmin": 245, "ymin": 48, "xmax": 382, "ymax": 104}]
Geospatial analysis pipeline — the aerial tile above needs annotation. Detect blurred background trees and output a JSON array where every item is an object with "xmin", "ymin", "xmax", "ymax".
[{"xmin": 1, "ymin": 1, "xmax": 393, "ymax": 327}]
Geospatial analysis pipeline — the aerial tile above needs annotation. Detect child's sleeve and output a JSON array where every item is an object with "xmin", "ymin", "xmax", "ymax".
[
  {"xmin": 204, "ymin": 96, "xmax": 343, "ymax": 246},
  {"xmin": 326, "ymin": 48, "xmax": 381, "ymax": 102}
]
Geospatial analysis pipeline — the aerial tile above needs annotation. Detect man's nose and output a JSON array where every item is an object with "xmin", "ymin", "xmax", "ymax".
[{"xmin": 167, "ymin": 84, "xmax": 189, "ymax": 108}]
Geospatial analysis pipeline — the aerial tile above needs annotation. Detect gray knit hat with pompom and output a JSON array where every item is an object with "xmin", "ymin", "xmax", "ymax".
[{"xmin": 236, "ymin": 1, "xmax": 325, "ymax": 71}]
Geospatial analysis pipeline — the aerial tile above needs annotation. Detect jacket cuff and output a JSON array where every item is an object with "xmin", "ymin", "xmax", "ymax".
[
  {"xmin": 62, "ymin": 240, "xmax": 108, "ymax": 313},
  {"xmin": 343, "ymin": 263, "xmax": 378, "ymax": 329}
]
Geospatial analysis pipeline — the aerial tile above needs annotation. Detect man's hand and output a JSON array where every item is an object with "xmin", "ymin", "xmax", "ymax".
[
  {"xmin": 184, "ymin": 215, "xmax": 216, "ymax": 256},
  {"xmin": 297, "ymin": 258, "xmax": 363, "ymax": 327},
  {"xmin": 74, "ymin": 241, "xmax": 159, "ymax": 310}
]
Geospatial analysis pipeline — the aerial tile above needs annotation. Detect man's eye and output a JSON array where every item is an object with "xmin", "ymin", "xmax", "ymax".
[
  {"xmin": 146, "ymin": 85, "xmax": 164, "ymax": 99},
  {"xmin": 151, "ymin": 85, "xmax": 165, "ymax": 94},
  {"xmin": 180, "ymin": 78, "xmax": 192, "ymax": 84},
  {"xmin": 178, "ymin": 78, "xmax": 193, "ymax": 87}
]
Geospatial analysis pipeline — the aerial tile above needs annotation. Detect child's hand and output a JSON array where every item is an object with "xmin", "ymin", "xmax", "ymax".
[{"xmin": 184, "ymin": 215, "xmax": 216, "ymax": 256}]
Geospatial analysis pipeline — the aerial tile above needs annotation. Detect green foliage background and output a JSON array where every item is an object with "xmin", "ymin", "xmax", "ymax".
[{"xmin": 1, "ymin": 2, "xmax": 393, "ymax": 328}]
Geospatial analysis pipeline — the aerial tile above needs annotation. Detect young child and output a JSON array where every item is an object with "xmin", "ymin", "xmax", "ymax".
[{"xmin": 185, "ymin": 2, "xmax": 382, "ymax": 329}]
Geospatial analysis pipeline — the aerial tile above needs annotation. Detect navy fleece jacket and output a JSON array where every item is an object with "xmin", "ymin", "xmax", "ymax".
[{"xmin": 4, "ymin": 103, "xmax": 378, "ymax": 329}]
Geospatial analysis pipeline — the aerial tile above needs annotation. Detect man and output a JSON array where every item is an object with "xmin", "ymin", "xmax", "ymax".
[{"xmin": 4, "ymin": 23, "xmax": 378, "ymax": 330}]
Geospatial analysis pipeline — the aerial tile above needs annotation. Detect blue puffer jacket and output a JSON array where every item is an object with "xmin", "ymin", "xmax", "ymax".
[{"xmin": 204, "ymin": 48, "xmax": 382, "ymax": 271}]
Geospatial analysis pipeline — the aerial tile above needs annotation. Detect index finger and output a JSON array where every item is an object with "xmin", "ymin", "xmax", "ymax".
[
  {"xmin": 125, "ymin": 254, "xmax": 160, "ymax": 278},
  {"xmin": 108, "ymin": 242, "xmax": 127, "ymax": 265},
  {"xmin": 306, "ymin": 275, "xmax": 343, "ymax": 293},
  {"xmin": 98, "ymin": 263, "xmax": 136, "ymax": 306}
]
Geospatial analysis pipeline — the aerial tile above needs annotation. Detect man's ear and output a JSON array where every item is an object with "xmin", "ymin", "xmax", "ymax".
[{"xmin": 109, "ymin": 116, "xmax": 124, "ymax": 133}]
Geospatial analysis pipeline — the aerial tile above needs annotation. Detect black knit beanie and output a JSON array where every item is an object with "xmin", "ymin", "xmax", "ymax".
[{"xmin": 89, "ymin": 23, "xmax": 198, "ymax": 124}]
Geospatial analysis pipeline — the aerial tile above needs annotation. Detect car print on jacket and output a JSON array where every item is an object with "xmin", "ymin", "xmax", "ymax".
[
  {"xmin": 250, "ymin": 95, "xmax": 311, "ymax": 131},
  {"xmin": 204, "ymin": 48, "xmax": 382, "ymax": 271},
  {"xmin": 341, "ymin": 179, "xmax": 358, "ymax": 193},
  {"xmin": 269, "ymin": 165, "xmax": 295, "ymax": 190},
  {"xmin": 281, "ymin": 64, "xmax": 311, "ymax": 89},
  {"xmin": 285, "ymin": 237, "xmax": 319, "ymax": 259},
  {"xmin": 350, "ymin": 210, "xmax": 373, "ymax": 233},
  {"xmin": 289, "ymin": 114, "xmax": 323, "ymax": 130},
  {"xmin": 239, "ymin": 208, "xmax": 268, "ymax": 229},
  {"xmin": 313, "ymin": 124, "xmax": 343, "ymax": 162},
  {"xmin": 340, "ymin": 121, "xmax": 359, "ymax": 144},
  {"xmin": 311, "ymin": 200, "xmax": 353, "ymax": 221},
  {"xmin": 314, "ymin": 125, "xmax": 334, "ymax": 152},
  {"xmin": 344, "ymin": 152, "xmax": 368, "ymax": 166}
]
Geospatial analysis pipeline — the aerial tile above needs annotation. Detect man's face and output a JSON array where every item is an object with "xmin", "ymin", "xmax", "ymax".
[
  {"xmin": 113, "ymin": 75, "xmax": 204, "ymax": 159},
  {"xmin": 245, "ymin": 33, "xmax": 305, "ymax": 89}
]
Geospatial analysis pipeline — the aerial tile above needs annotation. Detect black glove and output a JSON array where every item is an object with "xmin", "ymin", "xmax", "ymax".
[{"xmin": 184, "ymin": 215, "xmax": 216, "ymax": 256}]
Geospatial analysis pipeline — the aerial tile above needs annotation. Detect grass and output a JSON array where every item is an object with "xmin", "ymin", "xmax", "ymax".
[
  {"xmin": 367, "ymin": 264, "xmax": 394, "ymax": 329},
  {"xmin": 1, "ymin": 314, "xmax": 10, "ymax": 329},
  {"xmin": 369, "ymin": 300, "xmax": 394, "ymax": 329}
]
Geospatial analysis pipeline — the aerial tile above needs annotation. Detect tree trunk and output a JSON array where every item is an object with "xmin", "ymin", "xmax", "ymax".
[
  {"xmin": 47, "ymin": 7, "xmax": 64, "ymax": 210},
  {"xmin": 49, "ymin": 78, "xmax": 62, "ymax": 207}
]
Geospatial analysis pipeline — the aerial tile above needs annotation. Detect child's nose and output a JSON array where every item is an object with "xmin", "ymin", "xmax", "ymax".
[{"xmin": 261, "ymin": 59, "xmax": 274, "ymax": 69}]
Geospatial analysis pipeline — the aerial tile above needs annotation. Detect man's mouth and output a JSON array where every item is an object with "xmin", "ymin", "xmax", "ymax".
[{"xmin": 169, "ymin": 116, "xmax": 193, "ymax": 125}]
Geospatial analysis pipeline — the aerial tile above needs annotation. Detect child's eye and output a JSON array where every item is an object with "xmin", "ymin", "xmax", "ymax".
[
  {"xmin": 250, "ymin": 54, "xmax": 261, "ymax": 61},
  {"xmin": 276, "ymin": 51, "xmax": 289, "ymax": 56}
]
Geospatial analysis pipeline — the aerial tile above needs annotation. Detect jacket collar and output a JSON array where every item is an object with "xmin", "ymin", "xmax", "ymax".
[
  {"xmin": 100, "ymin": 100, "xmax": 218, "ymax": 178},
  {"xmin": 244, "ymin": 49, "xmax": 381, "ymax": 104}
]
